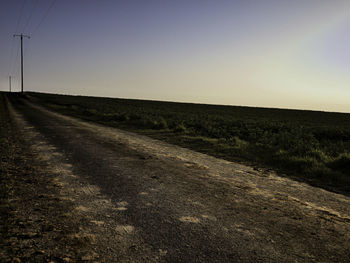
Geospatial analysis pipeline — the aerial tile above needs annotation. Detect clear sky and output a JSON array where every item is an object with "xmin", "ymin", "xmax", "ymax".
[{"xmin": 1, "ymin": 0, "xmax": 350, "ymax": 113}]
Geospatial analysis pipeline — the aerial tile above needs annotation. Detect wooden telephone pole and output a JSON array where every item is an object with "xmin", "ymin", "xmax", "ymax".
[
  {"xmin": 14, "ymin": 34, "xmax": 30, "ymax": 93},
  {"xmin": 9, "ymin": 76, "xmax": 12, "ymax": 92}
]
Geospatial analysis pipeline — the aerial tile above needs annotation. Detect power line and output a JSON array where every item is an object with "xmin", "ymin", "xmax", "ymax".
[
  {"xmin": 22, "ymin": 0, "xmax": 39, "ymax": 57},
  {"xmin": 8, "ymin": 37, "xmax": 16, "ymax": 76},
  {"xmin": 10, "ymin": 38, "xmax": 21, "ymax": 76},
  {"xmin": 31, "ymin": 0, "xmax": 56, "ymax": 36},
  {"xmin": 8, "ymin": 0, "xmax": 26, "ymax": 76},
  {"xmin": 22, "ymin": 0, "xmax": 39, "ymax": 32},
  {"xmin": 8, "ymin": 0, "xmax": 56, "ymax": 92},
  {"xmin": 22, "ymin": 0, "xmax": 57, "ymax": 65},
  {"xmin": 14, "ymin": 0, "xmax": 26, "ymax": 34}
]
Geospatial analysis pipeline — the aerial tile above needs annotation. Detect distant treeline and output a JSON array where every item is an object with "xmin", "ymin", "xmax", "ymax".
[{"xmin": 26, "ymin": 92, "xmax": 350, "ymax": 195}]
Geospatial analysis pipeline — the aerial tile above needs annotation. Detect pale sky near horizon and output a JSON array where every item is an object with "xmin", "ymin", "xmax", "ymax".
[{"xmin": 1, "ymin": 0, "xmax": 350, "ymax": 113}]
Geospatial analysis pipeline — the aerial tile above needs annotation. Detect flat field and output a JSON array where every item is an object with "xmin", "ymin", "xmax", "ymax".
[
  {"xmin": 27, "ymin": 92, "xmax": 350, "ymax": 195},
  {"xmin": 2, "ymin": 92, "xmax": 350, "ymax": 262}
]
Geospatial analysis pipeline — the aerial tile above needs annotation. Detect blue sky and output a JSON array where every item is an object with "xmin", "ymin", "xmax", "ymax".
[{"xmin": 1, "ymin": 0, "xmax": 350, "ymax": 112}]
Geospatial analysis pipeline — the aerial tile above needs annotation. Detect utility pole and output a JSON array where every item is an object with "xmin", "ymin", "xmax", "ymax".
[
  {"xmin": 14, "ymin": 34, "xmax": 30, "ymax": 93},
  {"xmin": 9, "ymin": 76, "xmax": 12, "ymax": 92}
]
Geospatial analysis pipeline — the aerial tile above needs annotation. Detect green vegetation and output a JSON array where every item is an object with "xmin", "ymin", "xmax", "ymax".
[{"xmin": 26, "ymin": 92, "xmax": 350, "ymax": 194}]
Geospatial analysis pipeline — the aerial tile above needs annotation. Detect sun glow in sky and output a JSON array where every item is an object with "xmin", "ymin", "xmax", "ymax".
[{"xmin": 1, "ymin": 0, "xmax": 350, "ymax": 112}]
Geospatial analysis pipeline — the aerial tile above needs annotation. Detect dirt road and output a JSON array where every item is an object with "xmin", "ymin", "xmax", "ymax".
[{"xmin": 2, "ymin": 94, "xmax": 350, "ymax": 262}]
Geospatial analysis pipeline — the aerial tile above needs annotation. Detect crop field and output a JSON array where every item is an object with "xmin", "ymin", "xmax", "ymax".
[{"xmin": 25, "ymin": 92, "xmax": 350, "ymax": 195}]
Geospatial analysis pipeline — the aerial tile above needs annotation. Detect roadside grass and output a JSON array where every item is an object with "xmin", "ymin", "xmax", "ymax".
[{"xmin": 11, "ymin": 92, "xmax": 350, "ymax": 195}]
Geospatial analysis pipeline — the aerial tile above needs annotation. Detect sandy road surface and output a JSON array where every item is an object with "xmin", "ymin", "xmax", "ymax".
[{"xmin": 3, "ymin": 96, "xmax": 350, "ymax": 262}]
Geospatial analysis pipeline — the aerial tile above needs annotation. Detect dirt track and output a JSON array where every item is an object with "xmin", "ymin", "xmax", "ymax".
[{"xmin": 1, "ymin": 95, "xmax": 350, "ymax": 262}]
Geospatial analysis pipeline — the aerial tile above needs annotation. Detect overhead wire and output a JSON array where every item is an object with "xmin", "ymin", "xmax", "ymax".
[
  {"xmin": 8, "ymin": 37, "xmax": 16, "ymax": 76},
  {"xmin": 22, "ymin": 0, "xmax": 39, "ymax": 33},
  {"xmin": 8, "ymin": 0, "xmax": 56, "ymax": 91},
  {"xmin": 14, "ymin": 0, "xmax": 26, "ymax": 34},
  {"xmin": 24, "ymin": 0, "xmax": 56, "ymax": 68},
  {"xmin": 9, "ymin": 0, "xmax": 26, "ymax": 77},
  {"xmin": 22, "ymin": 0, "xmax": 41, "ymax": 63},
  {"xmin": 31, "ymin": 0, "xmax": 56, "ymax": 36}
]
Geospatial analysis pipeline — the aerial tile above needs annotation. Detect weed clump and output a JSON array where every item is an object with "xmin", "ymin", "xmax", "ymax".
[
  {"xmin": 328, "ymin": 153, "xmax": 350, "ymax": 174},
  {"xmin": 174, "ymin": 124, "xmax": 186, "ymax": 133}
]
